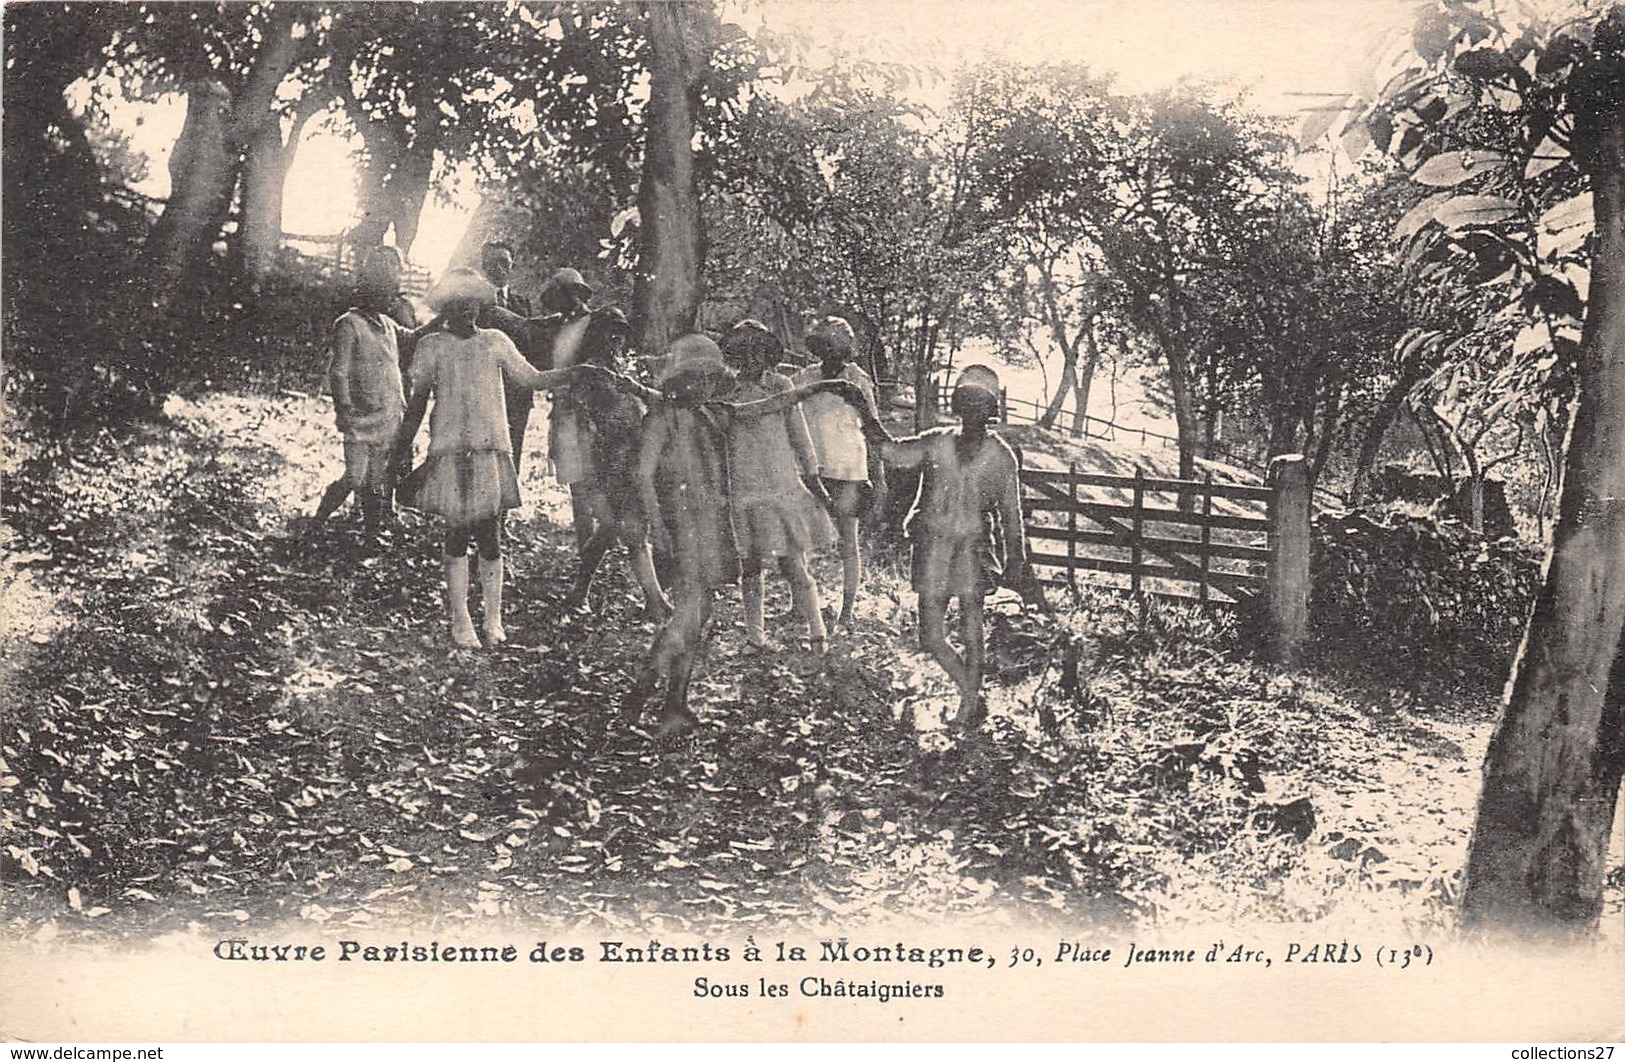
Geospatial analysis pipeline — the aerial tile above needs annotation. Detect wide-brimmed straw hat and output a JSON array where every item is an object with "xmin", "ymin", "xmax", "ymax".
[
  {"xmin": 650, "ymin": 333, "xmax": 727, "ymax": 385},
  {"xmin": 954, "ymin": 363, "xmax": 1001, "ymax": 398},
  {"xmin": 807, "ymin": 316, "xmax": 856, "ymax": 358},
  {"xmin": 426, "ymin": 266, "xmax": 497, "ymax": 312},
  {"xmin": 545, "ymin": 267, "xmax": 594, "ymax": 301}
]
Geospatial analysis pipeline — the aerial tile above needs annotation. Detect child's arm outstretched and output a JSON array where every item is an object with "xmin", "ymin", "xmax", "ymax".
[
  {"xmin": 711, "ymin": 378, "xmax": 865, "ymax": 421},
  {"xmin": 495, "ymin": 335, "xmax": 578, "ymax": 392},
  {"xmin": 569, "ymin": 364, "xmax": 662, "ymax": 405},
  {"xmin": 635, "ymin": 410, "xmax": 674, "ymax": 557},
  {"xmin": 833, "ymin": 390, "xmax": 937, "ymax": 471}
]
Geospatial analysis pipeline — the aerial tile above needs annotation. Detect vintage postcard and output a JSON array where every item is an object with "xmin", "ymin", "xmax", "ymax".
[{"xmin": 2, "ymin": 0, "xmax": 1622, "ymax": 1045}]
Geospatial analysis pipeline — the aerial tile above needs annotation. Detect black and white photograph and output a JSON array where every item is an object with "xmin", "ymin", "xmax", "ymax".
[{"xmin": 1, "ymin": 0, "xmax": 1623, "ymax": 1046}]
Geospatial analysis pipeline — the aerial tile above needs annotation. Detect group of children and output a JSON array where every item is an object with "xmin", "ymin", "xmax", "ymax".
[{"xmin": 316, "ymin": 248, "xmax": 1037, "ymax": 740}]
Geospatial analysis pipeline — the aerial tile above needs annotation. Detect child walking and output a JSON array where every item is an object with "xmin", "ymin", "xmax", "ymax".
[
  {"xmin": 721, "ymin": 320, "xmax": 835, "ymax": 653},
  {"xmin": 392, "ymin": 268, "xmax": 573, "ymax": 649},
  {"xmin": 559, "ymin": 307, "xmax": 672, "ymax": 619},
  {"xmin": 793, "ymin": 317, "xmax": 884, "ymax": 630},
  {"xmin": 583, "ymin": 336, "xmax": 871, "ymax": 741},
  {"xmin": 849, "ymin": 364, "xmax": 1038, "ymax": 729},
  {"xmin": 313, "ymin": 246, "xmax": 413, "ymax": 537}
]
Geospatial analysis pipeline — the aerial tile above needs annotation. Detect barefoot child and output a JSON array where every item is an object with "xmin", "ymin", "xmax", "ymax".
[
  {"xmin": 392, "ymin": 268, "xmax": 575, "ymax": 648},
  {"xmin": 589, "ymin": 336, "xmax": 870, "ymax": 740},
  {"xmin": 793, "ymin": 317, "xmax": 884, "ymax": 630},
  {"xmin": 850, "ymin": 364, "xmax": 1036, "ymax": 728},
  {"xmin": 722, "ymin": 320, "xmax": 835, "ymax": 653},
  {"xmin": 559, "ymin": 307, "xmax": 672, "ymax": 619},
  {"xmin": 313, "ymin": 246, "xmax": 413, "ymax": 536}
]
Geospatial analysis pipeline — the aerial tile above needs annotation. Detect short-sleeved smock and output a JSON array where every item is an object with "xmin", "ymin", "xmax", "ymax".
[
  {"xmin": 327, "ymin": 310, "xmax": 406, "ymax": 445},
  {"xmin": 642, "ymin": 404, "xmax": 740, "ymax": 589},
  {"xmin": 398, "ymin": 327, "xmax": 546, "ymax": 524},
  {"xmin": 726, "ymin": 373, "xmax": 835, "ymax": 559},
  {"xmin": 793, "ymin": 363, "xmax": 876, "ymax": 482}
]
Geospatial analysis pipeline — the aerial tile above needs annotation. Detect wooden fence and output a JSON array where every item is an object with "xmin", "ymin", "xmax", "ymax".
[
  {"xmin": 1020, "ymin": 455, "xmax": 1312, "ymax": 662},
  {"xmin": 283, "ymin": 232, "xmax": 434, "ymax": 296},
  {"xmin": 928, "ymin": 383, "xmax": 1347, "ymax": 510}
]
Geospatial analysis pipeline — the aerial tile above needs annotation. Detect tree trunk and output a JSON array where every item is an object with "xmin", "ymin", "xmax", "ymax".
[
  {"xmin": 1460, "ymin": 109, "xmax": 1625, "ymax": 935},
  {"xmin": 1039, "ymin": 354, "xmax": 1076, "ymax": 430},
  {"xmin": 145, "ymin": 81, "xmax": 238, "ymax": 293},
  {"xmin": 390, "ymin": 148, "xmax": 435, "ymax": 259},
  {"xmin": 236, "ymin": 120, "xmax": 286, "ymax": 291},
  {"xmin": 1349, "ymin": 370, "xmax": 1424, "ymax": 506},
  {"xmin": 447, "ymin": 195, "xmax": 504, "ymax": 270},
  {"xmin": 914, "ymin": 348, "xmax": 937, "ymax": 431},
  {"xmin": 238, "ymin": 92, "xmax": 327, "ymax": 290},
  {"xmin": 146, "ymin": 6, "xmax": 300, "ymax": 298},
  {"xmin": 631, "ymin": 1, "xmax": 708, "ymax": 358},
  {"xmin": 1163, "ymin": 341, "xmax": 1200, "ymax": 508},
  {"xmin": 350, "ymin": 127, "xmax": 401, "ymax": 251},
  {"xmin": 1070, "ymin": 320, "xmax": 1101, "ymax": 438}
]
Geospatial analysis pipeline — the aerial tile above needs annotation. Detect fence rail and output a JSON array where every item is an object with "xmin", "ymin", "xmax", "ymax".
[
  {"xmin": 926, "ymin": 383, "xmax": 1347, "ymax": 510},
  {"xmin": 283, "ymin": 232, "xmax": 434, "ymax": 296},
  {"xmin": 1020, "ymin": 464, "xmax": 1276, "ymax": 606}
]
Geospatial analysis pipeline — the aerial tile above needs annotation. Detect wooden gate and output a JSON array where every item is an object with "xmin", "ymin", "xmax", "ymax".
[{"xmin": 1021, "ymin": 466, "xmax": 1275, "ymax": 604}]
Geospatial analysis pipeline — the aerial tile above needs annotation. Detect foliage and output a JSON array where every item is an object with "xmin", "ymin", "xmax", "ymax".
[
  {"xmin": 1336, "ymin": 2, "xmax": 1617, "ymax": 501},
  {"xmin": 0, "ymin": 287, "xmax": 1515, "ymax": 932},
  {"xmin": 706, "ymin": 60, "xmax": 1004, "ymax": 403},
  {"xmin": 1310, "ymin": 508, "xmax": 1540, "ymax": 691}
]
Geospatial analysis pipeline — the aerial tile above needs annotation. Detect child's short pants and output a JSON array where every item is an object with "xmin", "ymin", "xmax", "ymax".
[{"xmin": 342, "ymin": 440, "xmax": 394, "ymax": 493}]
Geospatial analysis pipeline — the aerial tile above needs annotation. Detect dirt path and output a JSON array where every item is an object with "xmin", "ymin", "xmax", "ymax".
[{"xmin": 0, "ymin": 390, "xmax": 1523, "ymax": 945}]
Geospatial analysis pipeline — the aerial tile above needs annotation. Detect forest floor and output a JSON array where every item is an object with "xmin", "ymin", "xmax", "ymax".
[{"xmin": 2, "ymin": 383, "xmax": 1613, "ymax": 951}]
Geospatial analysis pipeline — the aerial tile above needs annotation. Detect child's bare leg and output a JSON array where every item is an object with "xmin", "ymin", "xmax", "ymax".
[
  {"xmin": 627, "ymin": 539, "xmax": 673, "ymax": 620},
  {"xmin": 657, "ymin": 588, "xmax": 714, "ymax": 738},
  {"xmin": 566, "ymin": 525, "xmax": 618, "ymax": 609},
  {"xmin": 778, "ymin": 553, "xmax": 827, "ymax": 652},
  {"xmin": 958, "ymin": 587, "xmax": 987, "ymax": 727},
  {"xmin": 625, "ymin": 584, "xmax": 699, "ymax": 721},
  {"xmin": 837, "ymin": 513, "xmax": 861, "ymax": 628},
  {"xmin": 314, "ymin": 479, "xmax": 352, "ymax": 521},
  {"xmin": 917, "ymin": 590, "xmax": 972, "ymax": 699},
  {"xmin": 741, "ymin": 558, "xmax": 768, "ymax": 647},
  {"xmin": 831, "ymin": 483, "xmax": 863, "ymax": 628},
  {"xmin": 620, "ymin": 663, "xmax": 659, "ymax": 723},
  {"xmin": 443, "ymin": 525, "xmax": 479, "ymax": 648}
]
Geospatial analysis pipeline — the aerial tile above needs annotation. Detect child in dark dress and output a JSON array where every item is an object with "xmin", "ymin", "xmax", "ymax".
[
  {"xmin": 559, "ymin": 307, "xmax": 672, "ymax": 619},
  {"xmin": 581, "ymin": 336, "xmax": 872, "ymax": 740},
  {"xmin": 848, "ymin": 364, "xmax": 1040, "ymax": 728}
]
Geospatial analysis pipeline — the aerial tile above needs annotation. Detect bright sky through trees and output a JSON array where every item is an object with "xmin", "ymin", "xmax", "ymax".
[{"xmin": 99, "ymin": 0, "xmax": 1415, "ymax": 275}]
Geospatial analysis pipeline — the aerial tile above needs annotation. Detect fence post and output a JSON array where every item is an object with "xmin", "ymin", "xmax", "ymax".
[
  {"xmin": 1266, "ymin": 454, "xmax": 1311, "ymax": 666},
  {"xmin": 1067, "ymin": 462, "xmax": 1078, "ymax": 596},
  {"xmin": 1131, "ymin": 467, "xmax": 1145, "ymax": 619},
  {"xmin": 1200, "ymin": 469, "xmax": 1212, "ymax": 605},
  {"xmin": 1000, "ymin": 387, "xmax": 1009, "ymax": 424}
]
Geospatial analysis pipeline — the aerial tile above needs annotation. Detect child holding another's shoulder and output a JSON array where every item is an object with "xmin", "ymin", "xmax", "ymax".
[{"xmin": 393, "ymin": 268, "xmax": 574, "ymax": 649}]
